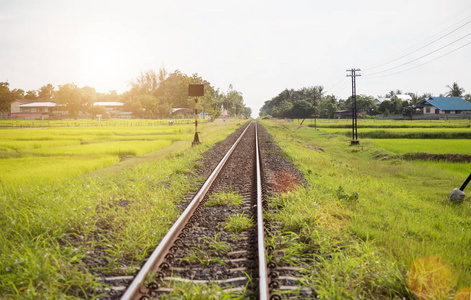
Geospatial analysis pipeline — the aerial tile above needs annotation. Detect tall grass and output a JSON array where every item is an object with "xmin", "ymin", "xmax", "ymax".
[
  {"xmin": 0, "ymin": 120, "xmax": 244, "ymax": 298},
  {"xmin": 260, "ymin": 119, "xmax": 471, "ymax": 298}
]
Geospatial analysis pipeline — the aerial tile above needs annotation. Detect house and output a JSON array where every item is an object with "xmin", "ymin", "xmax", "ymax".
[
  {"xmin": 10, "ymin": 99, "xmax": 33, "ymax": 114},
  {"xmin": 10, "ymin": 102, "xmax": 57, "ymax": 119},
  {"xmin": 415, "ymin": 97, "xmax": 471, "ymax": 115}
]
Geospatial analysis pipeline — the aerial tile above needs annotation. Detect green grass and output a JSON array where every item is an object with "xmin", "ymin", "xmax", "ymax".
[
  {"xmin": 204, "ymin": 190, "xmax": 245, "ymax": 206},
  {"xmin": 0, "ymin": 118, "xmax": 206, "ymax": 129},
  {"xmin": 223, "ymin": 213, "xmax": 253, "ymax": 234},
  {"xmin": 300, "ymin": 118, "xmax": 471, "ymax": 128},
  {"xmin": 373, "ymin": 139, "xmax": 471, "ymax": 154},
  {"xmin": 260, "ymin": 119, "xmax": 471, "ymax": 298},
  {"xmin": 0, "ymin": 139, "xmax": 81, "ymax": 150},
  {"xmin": 160, "ymin": 281, "xmax": 247, "ymax": 299},
  {"xmin": 0, "ymin": 124, "xmax": 197, "ymax": 186},
  {"xmin": 31, "ymin": 140, "xmax": 173, "ymax": 156},
  {"xmin": 0, "ymin": 119, "xmax": 246, "ymax": 299},
  {"xmin": 319, "ymin": 127, "xmax": 471, "ymax": 139},
  {"xmin": 0, "ymin": 155, "xmax": 120, "ymax": 186}
]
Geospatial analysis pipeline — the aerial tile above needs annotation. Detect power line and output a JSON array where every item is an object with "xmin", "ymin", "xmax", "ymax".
[
  {"xmin": 324, "ymin": 77, "xmax": 347, "ymax": 95},
  {"xmin": 365, "ymin": 38, "xmax": 471, "ymax": 79},
  {"xmin": 364, "ymin": 17, "xmax": 471, "ymax": 71},
  {"xmin": 363, "ymin": 30, "xmax": 471, "ymax": 77}
]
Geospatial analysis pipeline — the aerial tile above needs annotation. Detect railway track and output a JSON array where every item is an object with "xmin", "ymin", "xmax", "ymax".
[{"xmin": 101, "ymin": 121, "xmax": 313, "ymax": 299}]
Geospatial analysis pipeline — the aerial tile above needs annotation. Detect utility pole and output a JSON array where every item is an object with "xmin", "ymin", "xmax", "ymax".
[{"xmin": 346, "ymin": 68, "xmax": 361, "ymax": 145}]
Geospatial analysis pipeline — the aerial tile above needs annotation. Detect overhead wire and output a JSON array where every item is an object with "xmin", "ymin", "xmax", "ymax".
[
  {"xmin": 364, "ymin": 17, "xmax": 471, "ymax": 71},
  {"xmin": 364, "ymin": 38, "xmax": 471, "ymax": 79},
  {"xmin": 364, "ymin": 15, "xmax": 471, "ymax": 71},
  {"xmin": 323, "ymin": 77, "xmax": 348, "ymax": 95},
  {"xmin": 363, "ymin": 29, "xmax": 471, "ymax": 77}
]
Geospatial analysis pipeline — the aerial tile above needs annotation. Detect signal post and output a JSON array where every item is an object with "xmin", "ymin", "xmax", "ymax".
[{"xmin": 189, "ymin": 84, "xmax": 204, "ymax": 146}]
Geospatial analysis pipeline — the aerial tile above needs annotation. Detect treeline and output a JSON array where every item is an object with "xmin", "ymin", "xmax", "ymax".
[
  {"xmin": 0, "ymin": 68, "xmax": 252, "ymax": 119},
  {"xmin": 259, "ymin": 86, "xmax": 381, "ymax": 118},
  {"xmin": 260, "ymin": 83, "xmax": 471, "ymax": 118}
]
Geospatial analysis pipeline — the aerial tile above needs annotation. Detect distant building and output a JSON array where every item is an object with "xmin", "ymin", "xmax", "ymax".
[
  {"xmin": 172, "ymin": 108, "xmax": 194, "ymax": 118},
  {"xmin": 10, "ymin": 101, "xmax": 57, "ymax": 119},
  {"xmin": 9, "ymin": 100, "xmax": 32, "ymax": 115},
  {"xmin": 415, "ymin": 97, "xmax": 471, "ymax": 114}
]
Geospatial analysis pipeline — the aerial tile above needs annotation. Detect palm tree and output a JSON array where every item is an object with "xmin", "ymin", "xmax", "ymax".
[{"xmin": 446, "ymin": 82, "xmax": 465, "ymax": 97}]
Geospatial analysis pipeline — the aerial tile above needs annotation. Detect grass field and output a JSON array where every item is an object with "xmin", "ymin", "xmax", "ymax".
[
  {"xmin": 319, "ymin": 127, "xmax": 471, "ymax": 139},
  {"xmin": 261, "ymin": 119, "xmax": 471, "ymax": 299},
  {"xmin": 300, "ymin": 118, "xmax": 471, "ymax": 128},
  {"xmin": 1, "ymin": 118, "xmax": 470, "ymax": 298},
  {"xmin": 0, "ymin": 118, "xmax": 204, "ymax": 129},
  {"xmin": 373, "ymin": 139, "xmax": 471, "ymax": 154},
  {"xmin": 0, "ymin": 119, "xmax": 245, "ymax": 299},
  {"xmin": 0, "ymin": 124, "xmax": 196, "ymax": 186}
]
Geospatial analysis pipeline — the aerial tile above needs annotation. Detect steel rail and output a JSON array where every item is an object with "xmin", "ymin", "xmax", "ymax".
[
  {"xmin": 121, "ymin": 122, "xmax": 253, "ymax": 300},
  {"xmin": 255, "ymin": 121, "xmax": 269, "ymax": 300}
]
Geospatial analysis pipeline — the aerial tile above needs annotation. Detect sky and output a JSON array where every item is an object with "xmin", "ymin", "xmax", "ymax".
[{"xmin": 1, "ymin": 0, "xmax": 471, "ymax": 116}]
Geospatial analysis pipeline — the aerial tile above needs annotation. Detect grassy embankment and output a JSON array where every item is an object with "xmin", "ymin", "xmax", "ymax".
[
  {"xmin": 0, "ymin": 119, "xmax": 244, "ymax": 299},
  {"xmin": 260, "ymin": 119, "xmax": 471, "ymax": 299}
]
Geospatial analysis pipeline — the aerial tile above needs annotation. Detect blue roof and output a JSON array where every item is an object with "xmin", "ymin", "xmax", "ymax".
[{"xmin": 419, "ymin": 97, "xmax": 471, "ymax": 111}]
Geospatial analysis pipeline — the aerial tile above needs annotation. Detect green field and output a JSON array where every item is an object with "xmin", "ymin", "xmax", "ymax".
[
  {"xmin": 0, "ymin": 123, "xmax": 205, "ymax": 186},
  {"xmin": 1, "ymin": 118, "xmax": 470, "ymax": 299},
  {"xmin": 372, "ymin": 139, "xmax": 471, "ymax": 154},
  {"xmin": 301, "ymin": 118, "xmax": 471, "ymax": 128},
  {"xmin": 0, "ymin": 118, "xmax": 203, "ymax": 129},
  {"xmin": 260, "ymin": 119, "xmax": 471, "ymax": 299},
  {"xmin": 0, "ymin": 119, "xmax": 244, "ymax": 299}
]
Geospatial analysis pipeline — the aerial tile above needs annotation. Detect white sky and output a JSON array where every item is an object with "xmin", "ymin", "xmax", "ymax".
[{"xmin": 1, "ymin": 0, "xmax": 471, "ymax": 116}]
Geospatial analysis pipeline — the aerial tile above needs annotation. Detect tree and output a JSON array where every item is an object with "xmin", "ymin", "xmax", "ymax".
[
  {"xmin": 38, "ymin": 84, "xmax": 55, "ymax": 101},
  {"xmin": 343, "ymin": 95, "xmax": 377, "ymax": 115},
  {"xmin": 0, "ymin": 82, "xmax": 16, "ymax": 115},
  {"xmin": 406, "ymin": 92, "xmax": 419, "ymax": 105},
  {"xmin": 87, "ymin": 105, "xmax": 107, "ymax": 118},
  {"xmin": 272, "ymin": 100, "xmax": 293, "ymax": 118},
  {"xmin": 319, "ymin": 95, "xmax": 338, "ymax": 118},
  {"xmin": 54, "ymin": 83, "xmax": 90, "ymax": 118},
  {"xmin": 244, "ymin": 106, "xmax": 252, "ymax": 118},
  {"xmin": 25, "ymin": 90, "xmax": 38, "ymax": 100},
  {"xmin": 446, "ymin": 82, "xmax": 465, "ymax": 97},
  {"xmin": 11, "ymin": 89, "xmax": 24, "ymax": 99}
]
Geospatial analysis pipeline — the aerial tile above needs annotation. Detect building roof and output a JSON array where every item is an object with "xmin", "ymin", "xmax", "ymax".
[
  {"xmin": 93, "ymin": 102, "xmax": 124, "ymax": 107},
  {"xmin": 396, "ymin": 94, "xmax": 412, "ymax": 101},
  {"xmin": 172, "ymin": 108, "xmax": 193, "ymax": 114},
  {"xmin": 19, "ymin": 102, "xmax": 56, "ymax": 107},
  {"xmin": 417, "ymin": 97, "xmax": 471, "ymax": 111}
]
